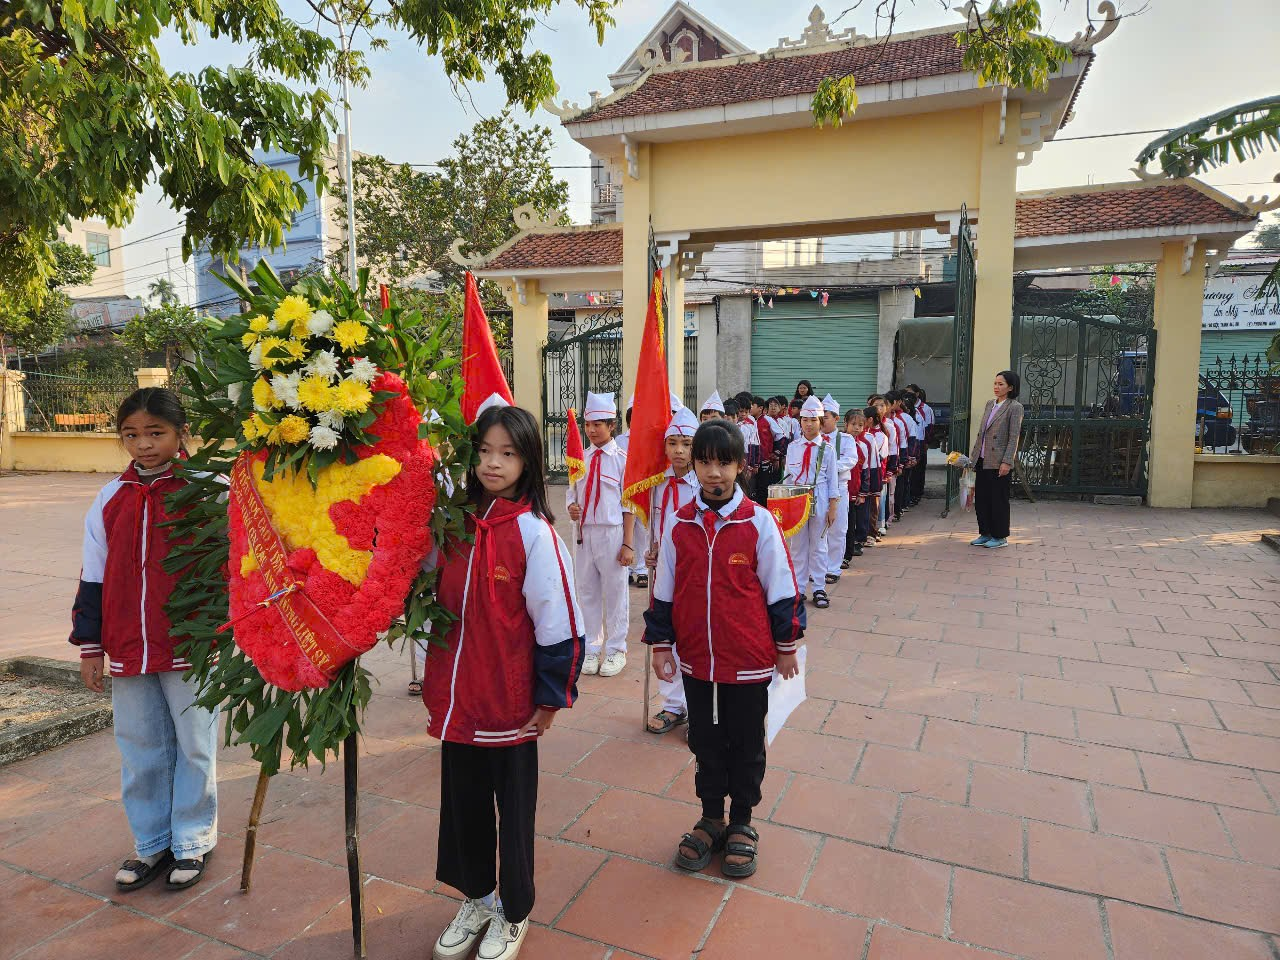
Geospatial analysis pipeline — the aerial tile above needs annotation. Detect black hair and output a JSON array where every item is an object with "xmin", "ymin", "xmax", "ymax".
[
  {"xmin": 867, "ymin": 394, "xmax": 882, "ymax": 404},
  {"xmin": 995, "ymin": 370, "xmax": 1020, "ymax": 399},
  {"xmin": 467, "ymin": 405, "xmax": 555, "ymax": 523},
  {"xmin": 788, "ymin": 398, "xmax": 801, "ymax": 410},
  {"xmin": 625, "ymin": 407, "xmax": 633, "ymax": 426},
  {"xmin": 751, "ymin": 395, "xmax": 765, "ymax": 408},
  {"xmin": 901, "ymin": 393, "xmax": 916, "ymax": 415},
  {"xmin": 723, "ymin": 398, "xmax": 740, "ymax": 417},
  {"xmin": 116, "ymin": 388, "xmax": 189, "ymax": 454},
  {"xmin": 692, "ymin": 419, "xmax": 745, "ymax": 465},
  {"xmin": 794, "ymin": 379, "xmax": 814, "ymax": 400},
  {"xmin": 911, "ymin": 385, "xmax": 927, "ymax": 402},
  {"xmin": 863, "ymin": 405, "xmax": 883, "ymax": 428},
  {"xmin": 845, "ymin": 407, "xmax": 864, "ymax": 423}
]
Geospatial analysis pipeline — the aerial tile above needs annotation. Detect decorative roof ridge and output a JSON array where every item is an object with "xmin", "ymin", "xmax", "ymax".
[
  {"xmin": 457, "ymin": 218, "xmax": 623, "ymax": 272},
  {"xmin": 1016, "ymin": 178, "xmax": 1253, "ymax": 219}
]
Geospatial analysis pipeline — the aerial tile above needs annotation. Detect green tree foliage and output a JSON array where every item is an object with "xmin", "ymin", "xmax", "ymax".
[
  {"xmin": 0, "ymin": 239, "xmax": 94, "ymax": 357},
  {"xmin": 339, "ymin": 110, "xmax": 569, "ymax": 291},
  {"xmin": 147, "ymin": 277, "xmax": 179, "ymax": 306},
  {"xmin": 120, "ymin": 302, "xmax": 210, "ymax": 370},
  {"xmin": 0, "ymin": 0, "xmax": 616, "ymax": 311},
  {"xmin": 1254, "ymin": 221, "xmax": 1280, "ymax": 251}
]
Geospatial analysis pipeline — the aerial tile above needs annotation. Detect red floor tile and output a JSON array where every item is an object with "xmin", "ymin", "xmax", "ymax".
[
  {"xmin": 560, "ymin": 787, "xmax": 698, "ymax": 865},
  {"xmin": 0, "ymin": 874, "xmax": 106, "ymax": 960},
  {"xmin": 804, "ymin": 837, "xmax": 950, "ymax": 933},
  {"xmin": 949, "ymin": 869, "xmax": 1108, "ymax": 960},
  {"xmin": 770, "ymin": 774, "xmax": 897, "ymax": 845},
  {"xmin": 527, "ymin": 838, "xmax": 607, "ymax": 925},
  {"xmin": 891, "ymin": 796, "xmax": 1022, "ymax": 875},
  {"xmin": 1137, "ymin": 753, "xmax": 1272, "ymax": 811},
  {"xmin": 1025, "ymin": 735, "xmax": 1144, "ymax": 788},
  {"xmin": 1026, "ymin": 821, "xmax": 1175, "ymax": 909},
  {"xmin": 1113, "ymin": 687, "xmax": 1222, "ymax": 727},
  {"xmin": 1091, "ymin": 785, "xmax": 1235, "ymax": 856},
  {"xmin": 698, "ymin": 887, "xmax": 868, "ymax": 960},
  {"xmin": 976, "ymin": 696, "xmax": 1077, "ymax": 739},
  {"xmin": 853, "ymin": 743, "xmax": 970, "ymax": 804},
  {"xmin": 766, "ymin": 727, "xmax": 866, "ymax": 780},
  {"xmin": 1219, "ymin": 807, "xmax": 1280, "ymax": 867},
  {"xmin": 1021, "ymin": 676, "xmax": 1117, "ymax": 714},
  {"xmin": 968, "ymin": 764, "xmax": 1090, "ymax": 829},
  {"xmin": 559, "ymin": 737, "xmax": 692, "ymax": 794},
  {"xmin": 1075, "ymin": 711, "xmax": 1187, "ymax": 756},
  {"xmin": 1165, "ymin": 848, "xmax": 1280, "ymax": 934},
  {"xmin": 1105, "ymin": 900, "xmax": 1275, "ymax": 960},
  {"xmin": 1180, "ymin": 725, "xmax": 1280, "ymax": 772},
  {"xmin": 866, "ymin": 925, "xmax": 1009, "ymax": 960},
  {"xmin": 919, "ymin": 717, "xmax": 1024, "ymax": 767},
  {"xmin": 16, "ymin": 901, "xmax": 207, "ymax": 960},
  {"xmin": 535, "ymin": 774, "xmax": 605, "ymax": 836},
  {"xmin": 822, "ymin": 702, "xmax": 924, "ymax": 748}
]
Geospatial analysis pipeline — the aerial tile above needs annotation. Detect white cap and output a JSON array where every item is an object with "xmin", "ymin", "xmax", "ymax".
[
  {"xmin": 821, "ymin": 393, "xmax": 839, "ymax": 415},
  {"xmin": 584, "ymin": 391, "xmax": 617, "ymax": 421},
  {"xmin": 800, "ymin": 396, "xmax": 824, "ymax": 418},
  {"xmin": 475, "ymin": 393, "xmax": 510, "ymax": 418},
  {"xmin": 626, "ymin": 394, "xmax": 635, "ymax": 411},
  {"xmin": 664, "ymin": 407, "xmax": 699, "ymax": 438},
  {"xmin": 670, "ymin": 391, "xmax": 684, "ymax": 412},
  {"xmin": 701, "ymin": 390, "xmax": 725, "ymax": 413}
]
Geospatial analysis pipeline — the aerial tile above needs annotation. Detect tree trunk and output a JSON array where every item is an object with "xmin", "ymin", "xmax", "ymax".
[
  {"xmin": 240, "ymin": 766, "xmax": 272, "ymax": 892},
  {"xmin": 344, "ymin": 733, "xmax": 366, "ymax": 957}
]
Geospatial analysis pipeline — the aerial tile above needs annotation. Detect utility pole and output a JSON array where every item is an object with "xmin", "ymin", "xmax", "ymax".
[{"xmin": 337, "ymin": 9, "xmax": 359, "ymax": 282}]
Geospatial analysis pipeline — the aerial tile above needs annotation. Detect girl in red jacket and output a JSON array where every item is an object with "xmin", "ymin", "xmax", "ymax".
[
  {"xmin": 70, "ymin": 388, "xmax": 218, "ymax": 892},
  {"xmin": 424, "ymin": 403, "xmax": 586, "ymax": 960},
  {"xmin": 643, "ymin": 420, "xmax": 803, "ymax": 879}
]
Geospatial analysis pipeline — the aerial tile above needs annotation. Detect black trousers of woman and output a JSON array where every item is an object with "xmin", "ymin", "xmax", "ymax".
[
  {"xmin": 973, "ymin": 458, "xmax": 1012, "ymax": 540},
  {"xmin": 437, "ymin": 739, "xmax": 538, "ymax": 924}
]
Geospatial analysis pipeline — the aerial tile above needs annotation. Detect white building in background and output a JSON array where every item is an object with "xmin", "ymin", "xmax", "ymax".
[{"xmin": 59, "ymin": 218, "xmax": 127, "ymax": 299}]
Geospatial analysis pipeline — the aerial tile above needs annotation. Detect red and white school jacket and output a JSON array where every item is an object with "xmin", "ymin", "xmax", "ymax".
[
  {"xmin": 642, "ymin": 488, "xmax": 803, "ymax": 684},
  {"xmin": 69, "ymin": 460, "xmax": 193, "ymax": 677},
  {"xmin": 423, "ymin": 497, "xmax": 586, "ymax": 747}
]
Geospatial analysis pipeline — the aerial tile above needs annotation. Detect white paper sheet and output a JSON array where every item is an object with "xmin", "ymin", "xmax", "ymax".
[{"xmin": 765, "ymin": 646, "xmax": 807, "ymax": 746}]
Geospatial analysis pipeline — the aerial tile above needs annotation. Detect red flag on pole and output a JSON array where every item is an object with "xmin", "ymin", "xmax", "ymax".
[
  {"xmin": 460, "ymin": 271, "xmax": 514, "ymax": 424},
  {"xmin": 565, "ymin": 407, "xmax": 586, "ymax": 485},
  {"xmin": 621, "ymin": 269, "xmax": 671, "ymax": 529}
]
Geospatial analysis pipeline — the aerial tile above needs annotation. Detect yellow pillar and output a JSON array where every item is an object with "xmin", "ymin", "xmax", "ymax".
[
  {"xmin": 622, "ymin": 143, "xmax": 653, "ymax": 401},
  {"xmin": 135, "ymin": 367, "xmax": 169, "ymax": 389},
  {"xmin": 968, "ymin": 99, "xmax": 1020, "ymax": 448},
  {"xmin": 0, "ymin": 369, "xmax": 26, "ymax": 470},
  {"xmin": 1148, "ymin": 239, "xmax": 1205, "ymax": 508},
  {"xmin": 666, "ymin": 265, "xmax": 686, "ymax": 402},
  {"xmin": 508, "ymin": 280, "xmax": 549, "ymax": 424}
]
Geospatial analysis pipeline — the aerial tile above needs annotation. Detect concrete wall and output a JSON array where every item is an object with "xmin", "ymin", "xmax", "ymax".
[
  {"xmin": 1191, "ymin": 455, "xmax": 1280, "ymax": 508},
  {"xmin": 715, "ymin": 295, "xmax": 753, "ymax": 397},
  {"xmin": 694, "ymin": 304, "xmax": 719, "ymax": 408},
  {"xmin": 59, "ymin": 219, "xmax": 127, "ymax": 299},
  {"xmin": 877, "ymin": 287, "xmax": 916, "ymax": 392}
]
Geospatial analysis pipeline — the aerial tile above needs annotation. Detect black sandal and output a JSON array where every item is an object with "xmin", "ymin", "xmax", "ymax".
[
  {"xmin": 634, "ymin": 573, "xmax": 648, "ymax": 588},
  {"xmin": 825, "ymin": 573, "xmax": 839, "ymax": 584},
  {"xmin": 676, "ymin": 818, "xmax": 726, "ymax": 871},
  {"xmin": 647, "ymin": 709, "xmax": 687, "ymax": 735},
  {"xmin": 813, "ymin": 590, "xmax": 830, "ymax": 609},
  {"xmin": 165, "ymin": 855, "xmax": 208, "ymax": 890},
  {"xmin": 722, "ymin": 824, "xmax": 759, "ymax": 878},
  {"xmin": 407, "ymin": 679, "xmax": 422, "ymax": 696},
  {"xmin": 115, "ymin": 850, "xmax": 173, "ymax": 892},
  {"xmin": 840, "ymin": 558, "xmax": 850, "ymax": 570}
]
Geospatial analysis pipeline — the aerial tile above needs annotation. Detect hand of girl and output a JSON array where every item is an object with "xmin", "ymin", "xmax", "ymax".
[
  {"xmin": 568, "ymin": 503, "xmax": 582, "ymax": 522},
  {"xmin": 81, "ymin": 655, "xmax": 105, "ymax": 693},
  {"xmin": 776, "ymin": 652, "xmax": 799, "ymax": 679},
  {"xmin": 652, "ymin": 649, "xmax": 677, "ymax": 681},
  {"xmin": 617, "ymin": 543, "xmax": 635, "ymax": 566},
  {"xmin": 645, "ymin": 546, "xmax": 658, "ymax": 568},
  {"xmin": 826, "ymin": 501, "xmax": 838, "ymax": 526},
  {"xmin": 524, "ymin": 707, "xmax": 556, "ymax": 737}
]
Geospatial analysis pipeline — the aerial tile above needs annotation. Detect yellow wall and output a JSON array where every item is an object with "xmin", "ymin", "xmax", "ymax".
[
  {"xmin": 4, "ymin": 433, "xmax": 131, "ymax": 473},
  {"xmin": 1191, "ymin": 455, "xmax": 1280, "ymax": 508},
  {"xmin": 648, "ymin": 108, "xmax": 986, "ymax": 235},
  {"xmin": 508, "ymin": 280, "xmax": 549, "ymax": 418}
]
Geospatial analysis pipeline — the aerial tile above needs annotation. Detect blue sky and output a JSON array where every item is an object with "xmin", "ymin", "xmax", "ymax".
[{"xmin": 123, "ymin": 0, "xmax": 1280, "ymax": 299}]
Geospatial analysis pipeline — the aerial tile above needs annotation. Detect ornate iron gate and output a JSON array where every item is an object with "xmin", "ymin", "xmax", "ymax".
[
  {"xmin": 542, "ymin": 308, "xmax": 624, "ymax": 476},
  {"xmin": 1011, "ymin": 282, "xmax": 1155, "ymax": 496},
  {"xmin": 942, "ymin": 207, "xmax": 976, "ymax": 515}
]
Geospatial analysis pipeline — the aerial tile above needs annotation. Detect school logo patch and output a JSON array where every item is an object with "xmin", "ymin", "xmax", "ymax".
[
  {"xmin": 729, "ymin": 552, "xmax": 750, "ymax": 565},
  {"xmin": 493, "ymin": 564, "xmax": 511, "ymax": 582},
  {"xmin": 771, "ymin": 508, "xmax": 783, "ymax": 523}
]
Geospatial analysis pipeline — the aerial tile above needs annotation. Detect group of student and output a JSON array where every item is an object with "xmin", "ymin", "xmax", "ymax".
[{"xmin": 69, "ymin": 374, "xmax": 929, "ymax": 960}]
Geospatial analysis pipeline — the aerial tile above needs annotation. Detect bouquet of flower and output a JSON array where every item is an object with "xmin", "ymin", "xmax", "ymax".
[{"xmin": 946, "ymin": 450, "xmax": 972, "ymax": 469}]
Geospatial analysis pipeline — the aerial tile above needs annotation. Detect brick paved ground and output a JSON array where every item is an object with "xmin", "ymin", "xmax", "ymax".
[{"xmin": 2, "ymin": 470, "xmax": 1279, "ymax": 960}]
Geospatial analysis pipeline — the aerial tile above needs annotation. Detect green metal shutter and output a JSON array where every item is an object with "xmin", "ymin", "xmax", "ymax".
[
  {"xmin": 1200, "ymin": 330, "xmax": 1275, "ymax": 373},
  {"xmin": 750, "ymin": 297, "xmax": 879, "ymax": 408}
]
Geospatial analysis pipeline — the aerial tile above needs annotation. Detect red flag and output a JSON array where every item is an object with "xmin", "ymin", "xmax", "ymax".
[
  {"xmin": 460, "ymin": 271, "xmax": 514, "ymax": 424},
  {"xmin": 379, "ymin": 283, "xmax": 390, "ymax": 312},
  {"xmin": 565, "ymin": 408, "xmax": 586, "ymax": 485},
  {"xmin": 621, "ymin": 269, "xmax": 672, "ymax": 528}
]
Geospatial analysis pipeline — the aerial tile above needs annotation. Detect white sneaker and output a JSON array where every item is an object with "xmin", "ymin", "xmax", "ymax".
[
  {"xmin": 581, "ymin": 653, "xmax": 600, "ymax": 675},
  {"xmin": 478, "ymin": 912, "xmax": 528, "ymax": 960},
  {"xmin": 433, "ymin": 898, "xmax": 494, "ymax": 960},
  {"xmin": 598, "ymin": 652, "xmax": 627, "ymax": 677}
]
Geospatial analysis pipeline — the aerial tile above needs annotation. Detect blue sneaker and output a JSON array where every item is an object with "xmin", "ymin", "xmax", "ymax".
[
  {"xmin": 970, "ymin": 536, "xmax": 992, "ymax": 546},
  {"xmin": 984, "ymin": 538, "xmax": 1009, "ymax": 549}
]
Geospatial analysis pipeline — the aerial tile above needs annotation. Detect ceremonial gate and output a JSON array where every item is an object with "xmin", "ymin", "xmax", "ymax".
[{"xmin": 541, "ymin": 308, "xmax": 624, "ymax": 477}]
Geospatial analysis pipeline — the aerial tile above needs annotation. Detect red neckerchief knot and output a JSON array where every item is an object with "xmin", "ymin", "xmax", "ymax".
[
  {"xmin": 581, "ymin": 446, "xmax": 604, "ymax": 522},
  {"xmin": 472, "ymin": 503, "xmax": 529, "ymax": 605}
]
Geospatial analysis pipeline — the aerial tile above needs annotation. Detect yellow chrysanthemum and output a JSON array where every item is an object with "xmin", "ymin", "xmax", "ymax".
[
  {"xmin": 241, "ymin": 413, "xmax": 269, "ymax": 441},
  {"xmin": 297, "ymin": 375, "xmax": 338, "ymax": 413},
  {"xmin": 273, "ymin": 295, "xmax": 312, "ymax": 333},
  {"xmin": 248, "ymin": 315, "xmax": 270, "ymax": 333},
  {"xmin": 241, "ymin": 332, "xmax": 259, "ymax": 349},
  {"xmin": 277, "ymin": 414, "xmax": 311, "ymax": 444},
  {"xmin": 251, "ymin": 455, "xmax": 402, "ymax": 585},
  {"xmin": 334, "ymin": 379, "xmax": 373, "ymax": 415},
  {"xmin": 284, "ymin": 338, "xmax": 308, "ymax": 361},
  {"xmin": 331, "ymin": 319, "xmax": 370, "ymax": 352},
  {"xmin": 252, "ymin": 377, "xmax": 280, "ymax": 411},
  {"xmin": 259, "ymin": 336, "xmax": 288, "ymax": 369}
]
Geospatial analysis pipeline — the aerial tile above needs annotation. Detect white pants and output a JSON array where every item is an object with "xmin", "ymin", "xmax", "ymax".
[
  {"xmin": 658, "ymin": 649, "xmax": 687, "ymax": 715},
  {"xmin": 826, "ymin": 486, "xmax": 850, "ymax": 576},
  {"xmin": 576, "ymin": 524, "xmax": 629, "ymax": 656},
  {"xmin": 790, "ymin": 501, "xmax": 830, "ymax": 595},
  {"xmin": 630, "ymin": 521, "xmax": 650, "ymax": 577}
]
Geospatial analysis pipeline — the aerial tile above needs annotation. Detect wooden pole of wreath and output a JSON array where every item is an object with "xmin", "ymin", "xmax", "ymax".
[
  {"xmin": 240, "ymin": 767, "xmax": 272, "ymax": 891},
  {"xmin": 344, "ymin": 732, "xmax": 367, "ymax": 958}
]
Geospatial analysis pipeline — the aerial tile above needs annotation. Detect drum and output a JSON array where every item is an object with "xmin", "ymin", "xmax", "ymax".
[
  {"xmin": 767, "ymin": 484, "xmax": 814, "ymax": 539},
  {"xmin": 768, "ymin": 484, "xmax": 813, "ymax": 499}
]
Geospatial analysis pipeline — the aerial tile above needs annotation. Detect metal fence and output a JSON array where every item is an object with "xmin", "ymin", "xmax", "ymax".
[
  {"xmin": 16, "ymin": 371, "xmax": 137, "ymax": 432},
  {"xmin": 683, "ymin": 333, "xmax": 698, "ymax": 410},
  {"xmin": 1197, "ymin": 352, "xmax": 1280, "ymax": 454}
]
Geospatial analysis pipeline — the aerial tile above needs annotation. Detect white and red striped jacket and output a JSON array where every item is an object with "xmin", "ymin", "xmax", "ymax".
[
  {"xmin": 423, "ymin": 497, "xmax": 586, "ymax": 747},
  {"xmin": 643, "ymin": 487, "xmax": 803, "ymax": 684},
  {"xmin": 69, "ymin": 460, "xmax": 194, "ymax": 676}
]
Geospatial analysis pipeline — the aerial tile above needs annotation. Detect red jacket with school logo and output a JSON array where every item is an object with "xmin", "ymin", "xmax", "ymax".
[
  {"xmin": 643, "ymin": 488, "xmax": 803, "ymax": 684},
  {"xmin": 69, "ymin": 461, "xmax": 194, "ymax": 677},
  {"xmin": 423, "ymin": 497, "xmax": 586, "ymax": 747}
]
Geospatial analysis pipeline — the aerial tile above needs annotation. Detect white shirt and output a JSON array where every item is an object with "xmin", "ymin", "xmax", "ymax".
[
  {"xmin": 920, "ymin": 403, "xmax": 935, "ymax": 429},
  {"xmin": 648, "ymin": 468, "xmax": 698, "ymax": 544},
  {"xmin": 566, "ymin": 439, "xmax": 629, "ymax": 526},
  {"xmin": 783, "ymin": 434, "xmax": 840, "ymax": 506},
  {"xmin": 737, "ymin": 418, "xmax": 760, "ymax": 449},
  {"xmin": 822, "ymin": 428, "xmax": 858, "ymax": 481}
]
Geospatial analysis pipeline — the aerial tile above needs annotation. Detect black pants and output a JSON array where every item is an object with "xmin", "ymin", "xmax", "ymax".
[
  {"xmin": 912, "ymin": 446, "xmax": 927, "ymax": 501},
  {"xmin": 437, "ymin": 740, "xmax": 538, "ymax": 924},
  {"xmin": 894, "ymin": 464, "xmax": 910, "ymax": 518},
  {"xmin": 683, "ymin": 676, "xmax": 768, "ymax": 826},
  {"xmin": 974, "ymin": 458, "xmax": 1012, "ymax": 540}
]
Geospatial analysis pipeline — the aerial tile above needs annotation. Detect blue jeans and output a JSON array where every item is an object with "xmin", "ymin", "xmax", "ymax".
[{"xmin": 112, "ymin": 671, "xmax": 219, "ymax": 859}]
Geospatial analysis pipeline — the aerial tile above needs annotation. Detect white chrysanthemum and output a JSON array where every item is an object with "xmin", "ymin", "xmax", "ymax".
[
  {"xmin": 270, "ymin": 371, "xmax": 302, "ymax": 409},
  {"xmin": 348, "ymin": 357, "xmax": 378, "ymax": 384},
  {"xmin": 305, "ymin": 349, "xmax": 340, "ymax": 380},
  {"xmin": 309, "ymin": 424, "xmax": 340, "ymax": 450},
  {"xmin": 227, "ymin": 382, "xmax": 244, "ymax": 404},
  {"xmin": 248, "ymin": 342, "xmax": 264, "ymax": 370},
  {"xmin": 317, "ymin": 409, "xmax": 345, "ymax": 431},
  {"xmin": 306, "ymin": 309, "xmax": 334, "ymax": 336}
]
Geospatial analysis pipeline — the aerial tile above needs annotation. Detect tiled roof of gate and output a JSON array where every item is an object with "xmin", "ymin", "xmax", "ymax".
[
  {"xmin": 482, "ymin": 228, "xmax": 624, "ymax": 270},
  {"xmin": 570, "ymin": 31, "xmax": 1034, "ymax": 124},
  {"xmin": 1015, "ymin": 183, "xmax": 1253, "ymax": 238}
]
